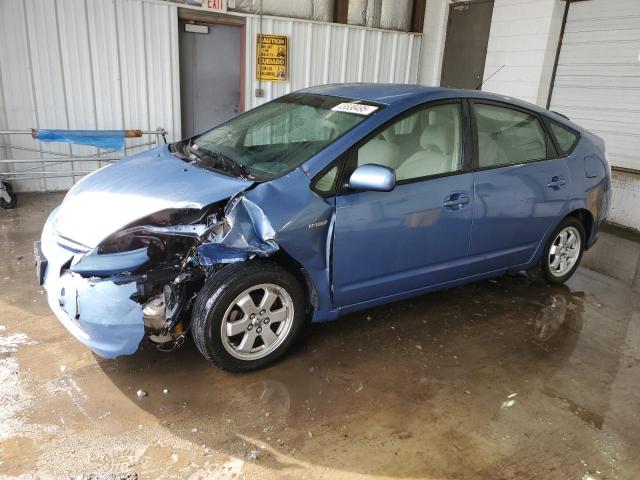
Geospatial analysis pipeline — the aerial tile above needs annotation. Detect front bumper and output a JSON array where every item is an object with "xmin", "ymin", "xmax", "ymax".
[{"xmin": 39, "ymin": 210, "xmax": 145, "ymax": 359}]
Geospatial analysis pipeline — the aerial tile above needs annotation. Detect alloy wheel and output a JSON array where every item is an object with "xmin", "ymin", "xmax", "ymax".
[
  {"xmin": 220, "ymin": 283, "xmax": 294, "ymax": 360},
  {"xmin": 548, "ymin": 226, "xmax": 581, "ymax": 277}
]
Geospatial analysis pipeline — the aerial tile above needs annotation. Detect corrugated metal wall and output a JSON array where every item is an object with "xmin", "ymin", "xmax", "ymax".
[
  {"xmin": 549, "ymin": 0, "xmax": 640, "ymax": 172},
  {"xmin": 0, "ymin": 0, "xmax": 181, "ymax": 192},
  {"xmin": 244, "ymin": 16, "xmax": 422, "ymax": 110},
  {"xmin": 0, "ymin": 0, "xmax": 421, "ymax": 192}
]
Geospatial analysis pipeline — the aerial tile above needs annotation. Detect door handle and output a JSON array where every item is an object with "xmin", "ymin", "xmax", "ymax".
[
  {"xmin": 547, "ymin": 176, "xmax": 567, "ymax": 189},
  {"xmin": 443, "ymin": 193, "xmax": 470, "ymax": 210}
]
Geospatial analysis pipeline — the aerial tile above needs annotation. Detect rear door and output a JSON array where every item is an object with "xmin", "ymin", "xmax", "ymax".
[
  {"xmin": 332, "ymin": 101, "xmax": 474, "ymax": 307},
  {"xmin": 467, "ymin": 101, "xmax": 570, "ymax": 273}
]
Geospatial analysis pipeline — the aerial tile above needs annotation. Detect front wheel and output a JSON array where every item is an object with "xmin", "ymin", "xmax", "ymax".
[
  {"xmin": 529, "ymin": 217, "xmax": 585, "ymax": 284},
  {"xmin": 191, "ymin": 261, "xmax": 307, "ymax": 372}
]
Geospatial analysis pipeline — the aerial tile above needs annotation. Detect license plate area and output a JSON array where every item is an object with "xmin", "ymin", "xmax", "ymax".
[{"xmin": 59, "ymin": 284, "xmax": 79, "ymax": 320}]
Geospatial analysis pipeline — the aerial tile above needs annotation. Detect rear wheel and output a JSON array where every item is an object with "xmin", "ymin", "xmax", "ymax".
[
  {"xmin": 191, "ymin": 261, "xmax": 307, "ymax": 372},
  {"xmin": 529, "ymin": 217, "xmax": 585, "ymax": 284}
]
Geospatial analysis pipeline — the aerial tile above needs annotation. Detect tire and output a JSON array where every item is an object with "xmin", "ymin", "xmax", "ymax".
[
  {"xmin": 528, "ymin": 216, "xmax": 585, "ymax": 285},
  {"xmin": 191, "ymin": 260, "xmax": 307, "ymax": 372},
  {"xmin": 0, "ymin": 181, "xmax": 17, "ymax": 209}
]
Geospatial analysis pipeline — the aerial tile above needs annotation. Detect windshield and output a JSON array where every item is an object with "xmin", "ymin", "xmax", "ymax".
[{"xmin": 177, "ymin": 93, "xmax": 381, "ymax": 180}]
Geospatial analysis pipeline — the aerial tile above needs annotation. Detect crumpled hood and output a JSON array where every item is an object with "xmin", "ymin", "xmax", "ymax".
[{"xmin": 52, "ymin": 145, "xmax": 253, "ymax": 248}]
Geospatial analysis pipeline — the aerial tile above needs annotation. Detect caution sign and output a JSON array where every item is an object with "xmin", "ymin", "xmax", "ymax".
[{"xmin": 256, "ymin": 34, "xmax": 288, "ymax": 82}]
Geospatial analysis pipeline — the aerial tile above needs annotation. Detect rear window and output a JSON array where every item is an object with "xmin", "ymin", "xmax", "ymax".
[{"xmin": 549, "ymin": 122, "xmax": 579, "ymax": 155}]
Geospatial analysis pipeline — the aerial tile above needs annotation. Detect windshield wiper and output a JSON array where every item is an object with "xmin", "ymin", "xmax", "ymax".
[
  {"xmin": 197, "ymin": 147, "xmax": 251, "ymax": 180},
  {"xmin": 182, "ymin": 141, "xmax": 249, "ymax": 179}
]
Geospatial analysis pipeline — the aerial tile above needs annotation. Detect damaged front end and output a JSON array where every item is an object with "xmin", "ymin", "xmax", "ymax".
[{"xmin": 40, "ymin": 192, "xmax": 279, "ymax": 359}]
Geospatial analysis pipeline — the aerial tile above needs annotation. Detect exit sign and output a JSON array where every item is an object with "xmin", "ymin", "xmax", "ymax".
[{"xmin": 204, "ymin": 0, "xmax": 227, "ymax": 12}]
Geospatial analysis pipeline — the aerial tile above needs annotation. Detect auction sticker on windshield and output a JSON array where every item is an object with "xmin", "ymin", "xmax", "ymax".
[{"xmin": 331, "ymin": 103, "xmax": 379, "ymax": 116}]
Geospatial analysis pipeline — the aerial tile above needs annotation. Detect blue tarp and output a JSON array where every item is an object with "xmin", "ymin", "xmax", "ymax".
[{"xmin": 34, "ymin": 129, "xmax": 125, "ymax": 151}]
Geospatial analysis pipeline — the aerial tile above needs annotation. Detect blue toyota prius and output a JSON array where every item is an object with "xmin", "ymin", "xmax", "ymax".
[{"xmin": 37, "ymin": 84, "xmax": 611, "ymax": 371}]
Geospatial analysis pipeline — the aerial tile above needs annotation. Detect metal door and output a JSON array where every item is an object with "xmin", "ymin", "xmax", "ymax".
[
  {"xmin": 549, "ymin": 0, "xmax": 640, "ymax": 172},
  {"xmin": 179, "ymin": 21, "xmax": 241, "ymax": 138},
  {"xmin": 440, "ymin": 0, "xmax": 494, "ymax": 89}
]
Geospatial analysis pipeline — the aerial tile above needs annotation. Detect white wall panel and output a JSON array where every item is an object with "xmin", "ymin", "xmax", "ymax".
[
  {"xmin": 0, "ymin": 0, "xmax": 180, "ymax": 192},
  {"xmin": 116, "ymin": 0, "xmax": 150, "ymax": 155},
  {"xmin": 87, "ymin": 0, "xmax": 124, "ymax": 131},
  {"xmin": 549, "ymin": 0, "xmax": 640, "ymax": 172},
  {"xmin": 26, "ymin": 0, "xmax": 72, "ymax": 191},
  {"xmin": 57, "ymin": 0, "xmax": 99, "ymax": 184},
  {"xmin": 610, "ymin": 171, "xmax": 640, "ymax": 231},
  {"xmin": 0, "ymin": 0, "xmax": 40, "ymax": 192},
  {"xmin": 417, "ymin": 0, "xmax": 448, "ymax": 86},
  {"xmin": 481, "ymin": 0, "xmax": 564, "ymax": 106},
  {"xmin": 548, "ymin": 0, "xmax": 640, "ymax": 231},
  {"xmin": 244, "ymin": 16, "xmax": 422, "ymax": 110},
  {"xmin": 143, "ymin": 1, "xmax": 181, "ymax": 141}
]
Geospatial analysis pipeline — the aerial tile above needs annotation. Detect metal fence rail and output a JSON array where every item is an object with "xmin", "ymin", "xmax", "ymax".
[{"xmin": 0, "ymin": 128, "xmax": 167, "ymax": 209}]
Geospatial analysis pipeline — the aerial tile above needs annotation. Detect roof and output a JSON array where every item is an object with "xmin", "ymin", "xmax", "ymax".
[
  {"xmin": 300, "ymin": 83, "xmax": 577, "ymax": 129},
  {"xmin": 301, "ymin": 83, "xmax": 450, "ymax": 105}
]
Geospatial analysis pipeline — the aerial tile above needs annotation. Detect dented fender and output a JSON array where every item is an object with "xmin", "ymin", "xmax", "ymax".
[
  {"xmin": 191, "ymin": 168, "xmax": 337, "ymax": 320},
  {"xmin": 40, "ymin": 163, "xmax": 339, "ymax": 360},
  {"xmin": 196, "ymin": 194, "xmax": 279, "ymax": 264},
  {"xmin": 240, "ymin": 169, "xmax": 338, "ymax": 321}
]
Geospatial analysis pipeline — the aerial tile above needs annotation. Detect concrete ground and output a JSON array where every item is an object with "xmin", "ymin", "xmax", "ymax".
[{"xmin": 1, "ymin": 193, "xmax": 639, "ymax": 480}]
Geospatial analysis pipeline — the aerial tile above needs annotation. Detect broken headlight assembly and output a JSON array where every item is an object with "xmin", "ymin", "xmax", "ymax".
[
  {"xmin": 98, "ymin": 208, "xmax": 210, "ymax": 253},
  {"xmin": 81, "ymin": 207, "xmax": 223, "ymax": 351}
]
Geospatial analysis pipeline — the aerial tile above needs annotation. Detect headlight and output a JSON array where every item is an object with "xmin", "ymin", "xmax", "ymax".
[
  {"xmin": 97, "ymin": 208, "xmax": 211, "ymax": 256},
  {"xmin": 98, "ymin": 226, "xmax": 167, "ymax": 255}
]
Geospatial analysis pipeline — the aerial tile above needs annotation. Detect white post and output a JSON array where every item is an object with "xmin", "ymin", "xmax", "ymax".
[{"xmin": 417, "ymin": 0, "xmax": 450, "ymax": 87}]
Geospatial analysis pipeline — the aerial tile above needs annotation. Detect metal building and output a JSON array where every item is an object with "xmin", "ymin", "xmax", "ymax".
[
  {"xmin": 0, "ymin": 0, "xmax": 422, "ymax": 192},
  {"xmin": 1, "ymin": 0, "xmax": 639, "ymax": 232}
]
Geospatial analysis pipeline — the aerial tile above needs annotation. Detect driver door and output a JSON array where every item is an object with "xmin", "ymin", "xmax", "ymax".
[{"xmin": 332, "ymin": 101, "xmax": 474, "ymax": 307}]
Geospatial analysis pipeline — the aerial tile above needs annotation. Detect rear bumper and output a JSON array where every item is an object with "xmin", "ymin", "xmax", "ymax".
[{"xmin": 39, "ymin": 210, "xmax": 144, "ymax": 359}]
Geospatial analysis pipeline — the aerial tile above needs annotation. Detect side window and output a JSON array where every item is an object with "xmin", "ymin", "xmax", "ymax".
[
  {"xmin": 549, "ymin": 121, "xmax": 579, "ymax": 155},
  {"xmin": 474, "ymin": 104, "xmax": 547, "ymax": 168},
  {"xmin": 313, "ymin": 165, "xmax": 339, "ymax": 194},
  {"xmin": 356, "ymin": 103, "xmax": 462, "ymax": 182}
]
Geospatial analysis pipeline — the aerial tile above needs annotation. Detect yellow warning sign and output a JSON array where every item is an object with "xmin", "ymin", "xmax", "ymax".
[{"xmin": 256, "ymin": 34, "xmax": 288, "ymax": 81}]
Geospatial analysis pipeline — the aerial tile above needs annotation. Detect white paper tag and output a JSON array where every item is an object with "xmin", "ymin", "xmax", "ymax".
[{"xmin": 331, "ymin": 103, "xmax": 379, "ymax": 116}]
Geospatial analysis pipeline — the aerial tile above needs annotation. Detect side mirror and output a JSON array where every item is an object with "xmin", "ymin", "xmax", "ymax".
[{"xmin": 348, "ymin": 164, "xmax": 396, "ymax": 192}]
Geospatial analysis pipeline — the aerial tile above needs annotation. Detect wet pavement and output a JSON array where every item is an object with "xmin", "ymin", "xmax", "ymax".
[{"xmin": 1, "ymin": 193, "xmax": 639, "ymax": 479}]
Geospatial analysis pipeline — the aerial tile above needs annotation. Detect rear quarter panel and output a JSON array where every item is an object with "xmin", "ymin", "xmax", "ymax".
[{"xmin": 562, "ymin": 130, "xmax": 611, "ymax": 247}]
